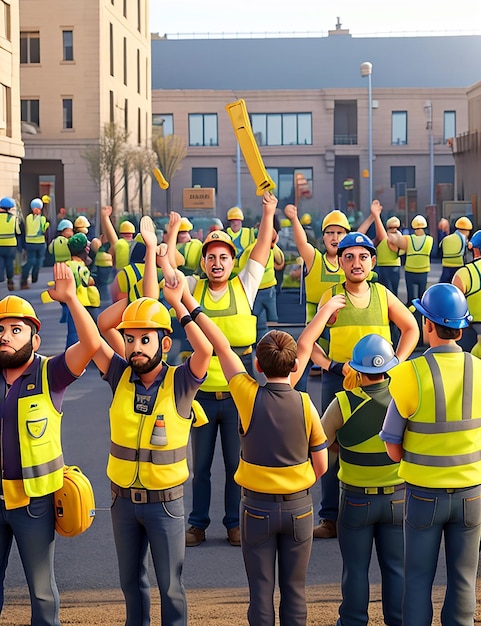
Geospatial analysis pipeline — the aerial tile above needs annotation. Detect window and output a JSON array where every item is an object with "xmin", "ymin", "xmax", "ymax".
[
  {"xmin": 444, "ymin": 111, "xmax": 456, "ymax": 143},
  {"xmin": 189, "ymin": 114, "xmax": 218, "ymax": 146},
  {"xmin": 137, "ymin": 107, "xmax": 141, "ymax": 144},
  {"xmin": 62, "ymin": 30, "xmax": 73, "ymax": 61},
  {"xmin": 265, "ymin": 167, "xmax": 313, "ymax": 206},
  {"xmin": 20, "ymin": 31, "xmax": 40, "ymax": 64},
  {"xmin": 392, "ymin": 111, "xmax": 407, "ymax": 145},
  {"xmin": 192, "ymin": 168, "xmax": 217, "ymax": 190},
  {"xmin": 137, "ymin": 0, "xmax": 141, "ymax": 32},
  {"xmin": 109, "ymin": 23, "xmax": 114, "ymax": 76},
  {"xmin": 136, "ymin": 49, "xmax": 140, "ymax": 94},
  {"xmin": 152, "ymin": 113, "xmax": 173, "ymax": 136},
  {"xmin": 123, "ymin": 0, "xmax": 127, "ymax": 17},
  {"xmin": 123, "ymin": 37, "xmax": 127, "ymax": 85},
  {"xmin": 62, "ymin": 98, "xmax": 73, "ymax": 129},
  {"xmin": 1, "ymin": 1, "xmax": 11, "ymax": 41},
  {"xmin": 109, "ymin": 90, "xmax": 114, "ymax": 123},
  {"xmin": 0, "ymin": 83, "xmax": 11, "ymax": 135},
  {"xmin": 251, "ymin": 113, "xmax": 312, "ymax": 146},
  {"xmin": 390, "ymin": 166, "xmax": 415, "ymax": 189},
  {"xmin": 124, "ymin": 98, "xmax": 128, "ymax": 131},
  {"xmin": 21, "ymin": 98, "xmax": 40, "ymax": 128}
]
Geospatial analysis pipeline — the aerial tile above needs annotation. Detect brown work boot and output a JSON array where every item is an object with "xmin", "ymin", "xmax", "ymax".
[
  {"xmin": 20, "ymin": 281, "xmax": 29, "ymax": 290},
  {"xmin": 227, "ymin": 526, "xmax": 241, "ymax": 546},
  {"xmin": 313, "ymin": 519, "xmax": 337, "ymax": 539},
  {"xmin": 185, "ymin": 526, "xmax": 205, "ymax": 547},
  {"xmin": 7, "ymin": 280, "xmax": 15, "ymax": 291}
]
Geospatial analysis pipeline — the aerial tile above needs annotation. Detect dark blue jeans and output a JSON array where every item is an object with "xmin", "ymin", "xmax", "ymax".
[
  {"xmin": 0, "ymin": 246, "xmax": 16, "ymax": 282},
  {"xmin": 21, "ymin": 242, "xmax": 46, "ymax": 284},
  {"xmin": 0, "ymin": 495, "xmax": 59, "ymax": 626}
]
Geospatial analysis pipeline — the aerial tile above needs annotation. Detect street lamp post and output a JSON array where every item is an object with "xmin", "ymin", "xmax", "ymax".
[
  {"xmin": 424, "ymin": 100, "xmax": 434, "ymax": 206},
  {"xmin": 360, "ymin": 61, "xmax": 373, "ymax": 208}
]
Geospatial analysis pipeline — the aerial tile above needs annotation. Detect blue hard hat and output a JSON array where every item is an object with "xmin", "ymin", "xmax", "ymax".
[
  {"xmin": 412, "ymin": 283, "xmax": 472, "ymax": 329},
  {"xmin": 337, "ymin": 231, "xmax": 376, "ymax": 257},
  {"xmin": 57, "ymin": 219, "xmax": 73, "ymax": 232},
  {"xmin": 470, "ymin": 230, "xmax": 481, "ymax": 250},
  {"xmin": 349, "ymin": 334, "xmax": 399, "ymax": 374},
  {"xmin": 0, "ymin": 197, "xmax": 15, "ymax": 209},
  {"xmin": 30, "ymin": 198, "xmax": 43, "ymax": 209}
]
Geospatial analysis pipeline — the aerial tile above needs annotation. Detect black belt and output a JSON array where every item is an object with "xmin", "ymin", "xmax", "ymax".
[
  {"xmin": 242, "ymin": 488, "xmax": 310, "ymax": 502},
  {"xmin": 340, "ymin": 482, "xmax": 405, "ymax": 495},
  {"xmin": 111, "ymin": 483, "xmax": 183, "ymax": 504},
  {"xmin": 196, "ymin": 390, "xmax": 231, "ymax": 401},
  {"xmin": 406, "ymin": 483, "xmax": 480, "ymax": 495}
]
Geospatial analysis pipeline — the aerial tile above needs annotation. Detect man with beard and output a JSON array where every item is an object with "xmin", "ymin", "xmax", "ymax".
[
  {"xmin": 0, "ymin": 263, "xmax": 101, "ymax": 626},
  {"xmin": 92, "ymin": 253, "xmax": 212, "ymax": 625}
]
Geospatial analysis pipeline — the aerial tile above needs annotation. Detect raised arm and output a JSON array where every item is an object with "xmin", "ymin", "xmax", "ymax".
[
  {"xmin": 388, "ymin": 230, "xmax": 408, "ymax": 251},
  {"xmin": 291, "ymin": 294, "xmax": 346, "ymax": 386},
  {"xmin": 248, "ymin": 191, "xmax": 277, "ymax": 267},
  {"xmin": 284, "ymin": 203, "xmax": 316, "ymax": 272},
  {"xmin": 100, "ymin": 205, "xmax": 119, "ymax": 247},
  {"xmin": 48, "ymin": 263, "xmax": 102, "ymax": 376},
  {"xmin": 139, "ymin": 215, "xmax": 161, "ymax": 299}
]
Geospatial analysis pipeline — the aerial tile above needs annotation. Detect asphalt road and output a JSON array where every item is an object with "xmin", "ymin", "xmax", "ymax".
[{"xmin": 0, "ymin": 263, "xmax": 448, "ymax": 599}]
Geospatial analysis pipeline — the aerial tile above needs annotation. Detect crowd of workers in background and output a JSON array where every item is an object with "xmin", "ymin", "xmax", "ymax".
[{"xmin": 1, "ymin": 190, "xmax": 481, "ymax": 626}]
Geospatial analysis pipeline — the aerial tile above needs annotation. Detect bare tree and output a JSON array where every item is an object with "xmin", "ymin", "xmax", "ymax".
[
  {"xmin": 129, "ymin": 145, "xmax": 158, "ymax": 216},
  {"xmin": 152, "ymin": 133, "xmax": 187, "ymax": 213}
]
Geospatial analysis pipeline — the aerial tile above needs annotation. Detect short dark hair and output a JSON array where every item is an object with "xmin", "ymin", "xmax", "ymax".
[
  {"xmin": 256, "ymin": 330, "xmax": 297, "ymax": 378},
  {"xmin": 433, "ymin": 322, "xmax": 461, "ymax": 340}
]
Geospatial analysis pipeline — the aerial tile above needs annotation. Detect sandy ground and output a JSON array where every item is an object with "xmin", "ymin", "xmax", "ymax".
[{"xmin": 1, "ymin": 583, "xmax": 481, "ymax": 625}]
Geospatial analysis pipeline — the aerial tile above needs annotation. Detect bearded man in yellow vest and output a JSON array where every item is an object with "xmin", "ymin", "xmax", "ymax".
[
  {"xmin": 225, "ymin": 206, "xmax": 256, "ymax": 276},
  {"xmin": 93, "ymin": 228, "xmax": 212, "ymax": 626},
  {"xmin": 0, "ymin": 264, "xmax": 101, "ymax": 625},
  {"xmin": 0, "ymin": 197, "xmax": 21, "ymax": 291},
  {"xmin": 20, "ymin": 198, "xmax": 50, "ymax": 289},
  {"xmin": 381, "ymin": 283, "xmax": 481, "ymax": 626},
  {"xmin": 295, "ymin": 232, "xmax": 419, "ymax": 540},
  {"xmin": 184, "ymin": 191, "xmax": 277, "ymax": 548}
]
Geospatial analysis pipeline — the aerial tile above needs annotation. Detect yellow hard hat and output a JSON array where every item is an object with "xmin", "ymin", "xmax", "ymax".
[
  {"xmin": 455, "ymin": 216, "xmax": 473, "ymax": 231},
  {"xmin": 0, "ymin": 295, "xmax": 41, "ymax": 331},
  {"xmin": 280, "ymin": 218, "xmax": 291, "ymax": 228},
  {"xmin": 116, "ymin": 297, "xmax": 172, "ymax": 333},
  {"xmin": 74, "ymin": 215, "xmax": 91, "ymax": 232},
  {"xmin": 411, "ymin": 215, "xmax": 427, "ymax": 229},
  {"xmin": 201, "ymin": 230, "xmax": 237, "ymax": 257},
  {"xmin": 179, "ymin": 217, "xmax": 193, "ymax": 232},
  {"xmin": 119, "ymin": 220, "xmax": 136, "ymax": 234},
  {"xmin": 386, "ymin": 216, "xmax": 401, "ymax": 229},
  {"xmin": 300, "ymin": 213, "xmax": 312, "ymax": 226},
  {"xmin": 227, "ymin": 206, "xmax": 244, "ymax": 221},
  {"xmin": 322, "ymin": 210, "xmax": 351, "ymax": 233}
]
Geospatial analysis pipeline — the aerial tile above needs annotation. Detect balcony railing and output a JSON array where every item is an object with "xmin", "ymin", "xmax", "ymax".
[{"xmin": 333, "ymin": 134, "xmax": 358, "ymax": 145}]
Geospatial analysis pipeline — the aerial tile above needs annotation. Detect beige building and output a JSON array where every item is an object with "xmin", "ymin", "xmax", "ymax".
[
  {"xmin": 19, "ymin": 0, "xmax": 152, "ymax": 225},
  {"xmin": 0, "ymin": 0, "xmax": 24, "ymax": 198},
  {"xmin": 453, "ymin": 80, "xmax": 481, "ymax": 223},
  {"xmin": 151, "ymin": 31, "xmax": 481, "ymax": 232}
]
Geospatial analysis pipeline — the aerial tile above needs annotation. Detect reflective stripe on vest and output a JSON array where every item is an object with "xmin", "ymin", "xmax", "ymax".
[
  {"xmin": 0, "ymin": 213, "xmax": 17, "ymax": 245},
  {"xmin": 110, "ymin": 441, "xmax": 188, "ymax": 465},
  {"xmin": 441, "ymin": 232, "xmax": 465, "ymax": 267},
  {"xmin": 404, "ymin": 234, "xmax": 432, "ymax": 273}
]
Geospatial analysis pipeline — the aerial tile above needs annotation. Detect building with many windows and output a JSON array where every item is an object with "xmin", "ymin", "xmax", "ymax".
[
  {"xmin": 0, "ymin": 0, "xmax": 24, "ymax": 197},
  {"xmin": 19, "ymin": 0, "xmax": 151, "ymax": 224},
  {"xmin": 151, "ymin": 28, "xmax": 481, "ymax": 229}
]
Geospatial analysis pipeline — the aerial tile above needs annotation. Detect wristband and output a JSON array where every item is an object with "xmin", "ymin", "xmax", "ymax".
[
  {"xmin": 328, "ymin": 360, "xmax": 344, "ymax": 376},
  {"xmin": 191, "ymin": 306, "xmax": 203, "ymax": 321},
  {"xmin": 180, "ymin": 315, "xmax": 193, "ymax": 328}
]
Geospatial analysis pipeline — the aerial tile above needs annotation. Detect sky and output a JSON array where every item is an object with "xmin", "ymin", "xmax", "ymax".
[{"xmin": 150, "ymin": 0, "xmax": 481, "ymax": 38}]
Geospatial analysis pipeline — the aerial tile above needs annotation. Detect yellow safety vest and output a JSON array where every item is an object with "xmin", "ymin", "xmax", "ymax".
[
  {"xmin": 48, "ymin": 236, "xmax": 71, "ymax": 262},
  {"xmin": 336, "ymin": 382, "xmax": 401, "ymax": 487},
  {"xmin": 114, "ymin": 238, "xmax": 131, "ymax": 270},
  {"xmin": 0, "ymin": 212, "xmax": 18, "ymax": 247},
  {"xmin": 441, "ymin": 232, "xmax": 465, "ymax": 268},
  {"xmin": 376, "ymin": 239, "xmax": 401, "ymax": 267},
  {"xmin": 25, "ymin": 214, "xmax": 48, "ymax": 244},
  {"xmin": 305, "ymin": 249, "xmax": 344, "ymax": 323},
  {"xmin": 390, "ymin": 352, "xmax": 481, "ymax": 488},
  {"xmin": 16, "ymin": 356, "xmax": 64, "ymax": 497},
  {"xmin": 323, "ymin": 282, "xmax": 391, "ymax": 362},
  {"xmin": 193, "ymin": 277, "xmax": 256, "ymax": 391},
  {"xmin": 404, "ymin": 234, "xmax": 433, "ymax": 273},
  {"xmin": 108, "ymin": 365, "xmax": 193, "ymax": 489},
  {"xmin": 177, "ymin": 239, "xmax": 202, "ymax": 275},
  {"xmin": 227, "ymin": 227, "xmax": 256, "ymax": 275},
  {"xmin": 456, "ymin": 260, "xmax": 481, "ymax": 322}
]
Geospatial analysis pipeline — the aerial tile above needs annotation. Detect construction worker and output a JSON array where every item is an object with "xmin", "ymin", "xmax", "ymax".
[
  {"xmin": 175, "ymin": 217, "xmax": 202, "ymax": 276},
  {"xmin": 0, "ymin": 197, "xmax": 21, "ymax": 291},
  {"xmin": 20, "ymin": 198, "xmax": 50, "ymax": 289},
  {"xmin": 73, "ymin": 215, "xmax": 90, "ymax": 236},
  {"xmin": 184, "ymin": 191, "xmax": 277, "ymax": 548},
  {"xmin": 294, "ymin": 231, "xmax": 419, "ymax": 540},
  {"xmin": 0, "ymin": 263, "xmax": 101, "ymax": 625},
  {"xmin": 48, "ymin": 219, "xmax": 74, "ymax": 263},
  {"xmin": 439, "ymin": 216, "xmax": 473, "ymax": 283},
  {"xmin": 238, "ymin": 228, "xmax": 285, "ymax": 344},
  {"xmin": 388, "ymin": 214, "xmax": 433, "ymax": 304},
  {"xmin": 92, "ymin": 215, "xmax": 212, "ymax": 625},
  {"xmin": 225, "ymin": 206, "xmax": 256, "ymax": 276},
  {"xmin": 321, "ymin": 332, "xmax": 403, "ymax": 626},
  {"xmin": 452, "ymin": 229, "xmax": 481, "ymax": 354},
  {"xmin": 179, "ymin": 273, "xmax": 328, "ymax": 626},
  {"xmin": 380, "ymin": 283, "xmax": 481, "ymax": 626}
]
